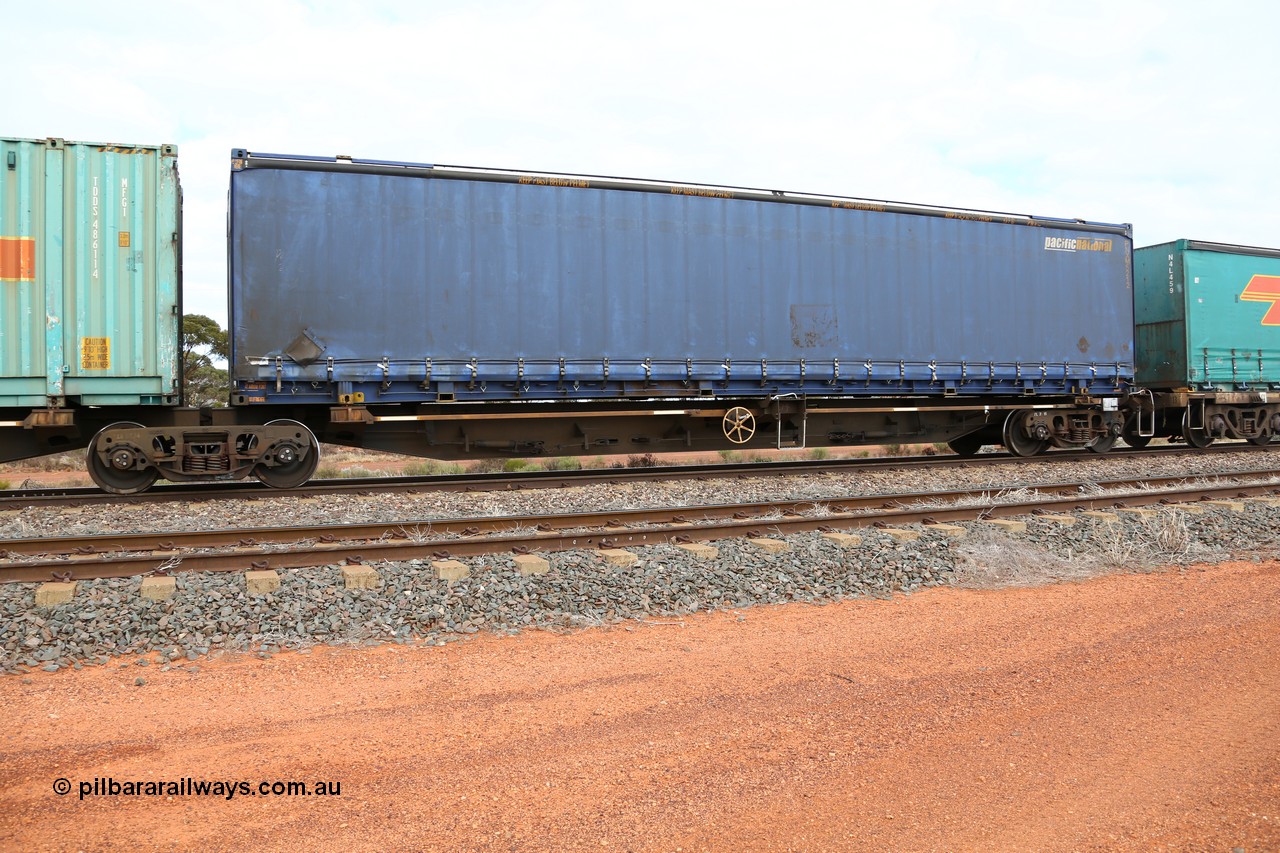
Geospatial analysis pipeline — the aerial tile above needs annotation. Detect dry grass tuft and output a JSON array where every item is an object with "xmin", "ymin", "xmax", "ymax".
[
  {"xmin": 953, "ymin": 528, "xmax": 1105, "ymax": 589},
  {"xmin": 1092, "ymin": 511, "xmax": 1220, "ymax": 569}
]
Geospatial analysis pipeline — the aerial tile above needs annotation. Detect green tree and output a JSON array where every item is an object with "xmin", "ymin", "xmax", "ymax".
[{"xmin": 182, "ymin": 314, "xmax": 229, "ymax": 407}]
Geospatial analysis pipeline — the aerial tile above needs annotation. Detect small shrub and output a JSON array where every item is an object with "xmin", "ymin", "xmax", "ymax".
[
  {"xmin": 31, "ymin": 453, "xmax": 81, "ymax": 472},
  {"xmin": 403, "ymin": 460, "xmax": 465, "ymax": 476},
  {"xmin": 468, "ymin": 458, "xmax": 507, "ymax": 474},
  {"xmin": 502, "ymin": 458, "xmax": 539, "ymax": 472},
  {"xmin": 807, "ymin": 447, "xmax": 830, "ymax": 460},
  {"xmin": 315, "ymin": 466, "xmax": 341, "ymax": 480},
  {"xmin": 0, "ymin": 479, "xmax": 10, "ymax": 490},
  {"xmin": 339, "ymin": 467, "xmax": 378, "ymax": 479},
  {"xmin": 626, "ymin": 453, "xmax": 658, "ymax": 468},
  {"xmin": 545, "ymin": 456, "xmax": 583, "ymax": 471},
  {"xmin": 718, "ymin": 449, "xmax": 742, "ymax": 463},
  {"xmin": 1093, "ymin": 511, "xmax": 1216, "ymax": 569},
  {"xmin": 1148, "ymin": 512, "xmax": 1196, "ymax": 562}
]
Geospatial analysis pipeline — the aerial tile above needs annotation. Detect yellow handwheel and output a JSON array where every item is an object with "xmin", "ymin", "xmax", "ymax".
[{"xmin": 723, "ymin": 407, "xmax": 756, "ymax": 444}]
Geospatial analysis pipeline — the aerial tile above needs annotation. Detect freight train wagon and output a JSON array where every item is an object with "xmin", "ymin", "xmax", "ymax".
[
  {"xmin": 1130, "ymin": 240, "xmax": 1280, "ymax": 446},
  {"xmin": 3, "ymin": 143, "xmax": 1138, "ymax": 492},
  {"xmin": 224, "ymin": 150, "xmax": 1134, "ymax": 466}
]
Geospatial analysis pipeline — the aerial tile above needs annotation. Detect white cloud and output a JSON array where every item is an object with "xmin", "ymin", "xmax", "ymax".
[{"xmin": 10, "ymin": 0, "xmax": 1280, "ymax": 320}]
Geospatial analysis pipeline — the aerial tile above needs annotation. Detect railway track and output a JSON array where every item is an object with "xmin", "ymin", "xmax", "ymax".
[
  {"xmin": 2, "ymin": 443, "xmax": 1274, "ymax": 508},
  {"xmin": 4, "ymin": 468, "xmax": 1276, "ymax": 584}
]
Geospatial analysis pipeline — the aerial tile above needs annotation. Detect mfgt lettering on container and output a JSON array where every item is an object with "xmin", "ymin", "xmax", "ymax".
[
  {"xmin": 830, "ymin": 200, "xmax": 886, "ymax": 212},
  {"xmin": 670, "ymin": 186, "xmax": 733, "ymax": 199},
  {"xmin": 518, "ymin": 176, "xmax": 590, "ymax": 188},
  {"xmin": 1044, "ymin": 236, "xmax": 1114, "ymax": 253}
]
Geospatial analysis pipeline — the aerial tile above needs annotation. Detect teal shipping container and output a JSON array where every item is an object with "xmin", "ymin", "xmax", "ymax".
[
  {"xmin": 0, "ymin": 137, "xmax": 180, "ymax": 407},
  {"xmin": 1135, "ymin": 240, "xmax": 1280, "ymax": 390}
]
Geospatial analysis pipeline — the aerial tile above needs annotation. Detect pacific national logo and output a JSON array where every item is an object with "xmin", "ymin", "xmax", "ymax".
[
  {"xmin": 1240, "ymin": 274, "xmax": 1280, "ymax": 326},
  {"xmin": 1044, "ymin": 236, "xmax": 1113, "ymax": 253}
]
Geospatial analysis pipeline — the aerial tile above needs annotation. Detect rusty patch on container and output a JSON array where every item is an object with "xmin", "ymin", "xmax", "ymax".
[
  {"xmin": 1077, "ymin": 336, "xmax": 1090, "ymax": 354},
  {"xmin": 790, "ymin": 304, "xmax": 838, "ymax": 348}
]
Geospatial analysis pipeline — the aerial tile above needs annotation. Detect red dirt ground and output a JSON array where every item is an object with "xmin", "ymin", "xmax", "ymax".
[{"xmin": 1, "ymin": 560, "xmax": 1277, "ymax": 852}]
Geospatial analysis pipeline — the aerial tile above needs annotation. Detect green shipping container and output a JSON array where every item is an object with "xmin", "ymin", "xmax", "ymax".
[
  {"xmin": 1135, "ymin": 240, "xmax": 1280, "ymax": 390},
  {"xmin": 0, "ymin": 136, "xmax": 180, "ymax": 407}
]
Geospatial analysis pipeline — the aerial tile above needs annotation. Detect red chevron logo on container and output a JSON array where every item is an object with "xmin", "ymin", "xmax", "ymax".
[{"xmin": 1240, "ymin": 274, "xmax": 1280, "ymax": 325}]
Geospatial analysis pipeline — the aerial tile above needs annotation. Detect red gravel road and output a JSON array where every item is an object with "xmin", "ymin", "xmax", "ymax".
[{"xmin": 1, "ymin": 560, "xmax": 1277, "ymax": 852}]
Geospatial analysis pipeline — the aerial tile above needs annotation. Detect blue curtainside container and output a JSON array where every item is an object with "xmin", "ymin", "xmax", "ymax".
[
  {"xmin": 228, "ymin": 151, "xmax": 1134, "ymax": 405},
  {"xmin": 1134, "ymin": 240, "xmax": 1280, "ymax": 390},
  {"xmin": 0, "ymin": 137, "xmax": 181, "ymax": 407}
]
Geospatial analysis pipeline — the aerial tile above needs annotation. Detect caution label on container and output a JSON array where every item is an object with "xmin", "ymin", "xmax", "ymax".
[
  {"xmin": 81, "ymin": 337, "xmax": 111, "ymax": 370},
  {"xmin": 0, "ymin": 237, "xmax": 35, "ymax": 281}
]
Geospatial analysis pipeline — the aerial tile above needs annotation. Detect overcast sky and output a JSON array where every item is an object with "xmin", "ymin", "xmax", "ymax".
[{"xmin": 10, "ymin": 0, "xmax": 1280, "ymax": 323}]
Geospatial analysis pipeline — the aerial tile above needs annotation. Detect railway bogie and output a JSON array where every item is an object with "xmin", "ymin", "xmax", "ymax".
[
  {"xmin": 1157, "ymin": 397, "xmax": 1274, "ymax": 448},
  {"xmin": 85, "ymin": 419, "xmax": 320, "ymax": 494},
  {"xmin": 1001, "ymin": 407, "xmax": 1124, "ymax": 457}
]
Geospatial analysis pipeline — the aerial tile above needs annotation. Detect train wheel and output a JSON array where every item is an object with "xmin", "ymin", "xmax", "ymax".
[
  {"xmin": 1087, "ymin": 433, "xmax": 1118, "ymax": 454},
  {"xmin": 1248, "ymin": 432, "xmax": 1271, "ymax": 447},
  {"xmin": 947, "ymin": 433, "xmax": 986, "ymax": 457},
  {"xmin": 1002, "ymin": 411, "xmax": 1047, "ymax": 457},
  {"xmin": 722, "ymin": 407, "xmax": 756, "ymax": 444},
  {"xmin": 1121, "ymin": 416, "xmax": 1152, "ymax": 449},
  {"xmin": 86, "ymin": 422, "xmax": 160, "ymax": 495},
  {"xmin": 254, "ymin": 420, "xmax": 320, "ymax": 489},
  {"xmin": 1181, "ymin": 410, "xmax": 1214, "ymax": 449}
]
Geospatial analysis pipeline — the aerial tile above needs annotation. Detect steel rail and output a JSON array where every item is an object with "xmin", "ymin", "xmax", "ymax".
[
  {"xmin": 2, "ymin": 443, "xmax": 1273, "ymax": 509},
  {"xmin": 5, "ymin": 467, "xmax": 1280, "ymax": 559},
  {"xmin": 3, "ymin": 475, "xmax": 1275, "ymax": 584}
]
